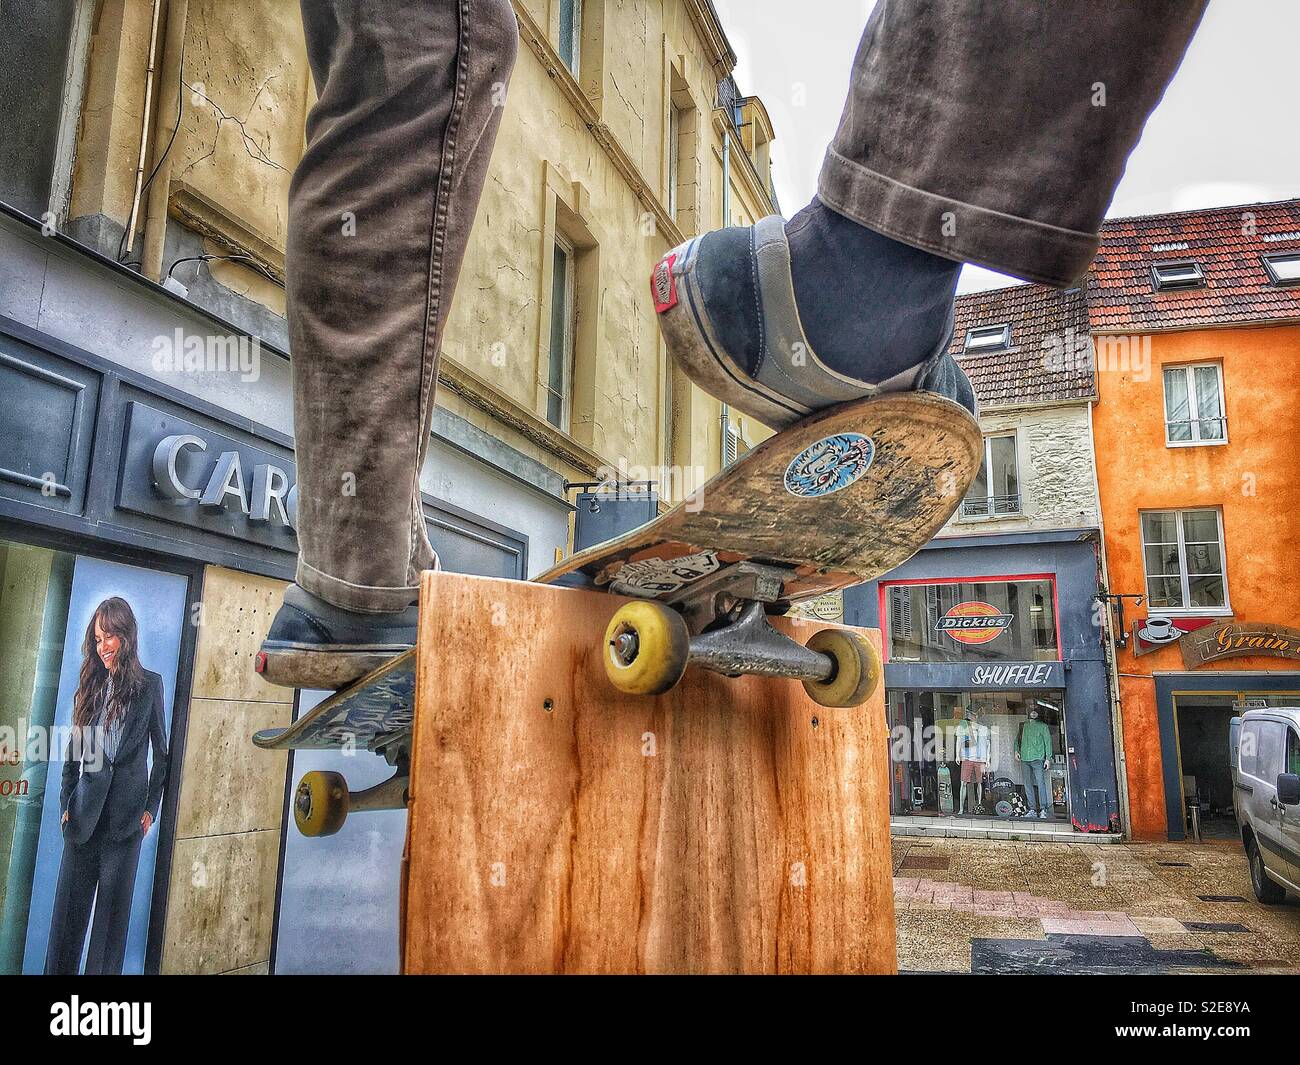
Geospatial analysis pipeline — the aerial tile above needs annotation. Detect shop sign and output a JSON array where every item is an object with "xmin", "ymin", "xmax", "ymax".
[
  {"xmin": 1181, "ymin": 622, "xmax": 1300, "ymax": 669},
  {"xmin": 117, "ymin": 402, "xmax": 298, "ymax": 552},
  {"xmin": 966, "ymin": 662, "xmax": 1059, "ymax": 687},
  {"xmin": 1131, "ymin": 614, "xmax": 1223, "ymax": 657},
  {"xmin": 937, "ymin": 601, "xmax": 1014, "ymax": 645}
]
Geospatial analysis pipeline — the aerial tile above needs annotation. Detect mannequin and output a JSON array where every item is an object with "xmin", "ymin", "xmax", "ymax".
[
  {"xmin": 955, "ymin": 708, "xmax": 991, "ymax": 814},
  {"xmin": 1016, "ymin": 708, "xmax": 1054, "ymax": 818}
]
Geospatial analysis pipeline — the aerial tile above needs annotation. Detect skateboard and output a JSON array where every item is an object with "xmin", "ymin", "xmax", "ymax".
[
  {"xmin": 257, "ymin": 391, "xmax": 979, "ymax": 836},
  {"xmin": 252, "ymin": 651, "xmax": 415, "ymax": 836},
  {"xmin": 536, "ymin": 391, "xmax": 981, "ymax": 707}
]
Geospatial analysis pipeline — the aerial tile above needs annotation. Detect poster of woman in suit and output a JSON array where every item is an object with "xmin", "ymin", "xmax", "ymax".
[
  {"xmin": 12, "ymin": 561, "xmax": 188, "ymax": 977},
  {"xmin": 44, "ymin": 595, "xmax": 169, "ymax": 974}
]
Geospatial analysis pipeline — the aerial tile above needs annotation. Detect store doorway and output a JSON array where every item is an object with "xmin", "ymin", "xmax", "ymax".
[{"xmin": 1172, "ymin": 696, "xmax": 1239, "ymax": 841}]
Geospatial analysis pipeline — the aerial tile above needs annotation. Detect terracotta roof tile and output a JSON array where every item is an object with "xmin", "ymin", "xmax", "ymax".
[
  {"xmin": 950, "ymin": 283, "xmax": 1094, "ymax": 408},
  {"xmin": 1087, "ymin": 199, "xmax": 1300, "ymax": 332}
]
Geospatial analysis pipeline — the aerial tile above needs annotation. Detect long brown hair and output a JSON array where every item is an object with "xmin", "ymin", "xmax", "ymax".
[{"xmin": 73, "ymin": 597, "xmax": 146, "ymax": 730}]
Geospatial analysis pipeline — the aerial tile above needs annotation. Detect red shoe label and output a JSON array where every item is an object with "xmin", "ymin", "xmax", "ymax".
[
  {"xmin": 255, "ymin": 651, "xmax": 267, "ymax": 674},
  {"xmin": 651, "ymin": 254, "xmax": 678, "ymax": 313}
]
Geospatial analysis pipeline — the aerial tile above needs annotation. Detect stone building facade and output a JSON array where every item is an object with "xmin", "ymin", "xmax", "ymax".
[{"xmin": 0, "ymin": 0, "xmax": 779, "ymax": 973}]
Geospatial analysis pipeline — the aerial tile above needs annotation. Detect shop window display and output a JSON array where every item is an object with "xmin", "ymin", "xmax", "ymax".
[
  {"xmin": 887, "ymin": 690, "xmax": 1069, "ymax": 821},
  {"xmin": 0, "ymin": 540, "xmax": 187, "ymax": 974}
]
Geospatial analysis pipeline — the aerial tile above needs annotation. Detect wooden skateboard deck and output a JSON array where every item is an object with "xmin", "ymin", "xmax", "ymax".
[
  {"xmin": 536, "ymin": 392, "xmax": 980, "ymax": 606},
  {"xmin": 252, "ymin": 650, "xmax": 415, "ymax": 752}
]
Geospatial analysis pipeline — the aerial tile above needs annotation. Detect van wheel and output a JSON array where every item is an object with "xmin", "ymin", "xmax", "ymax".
[{"xmin": 1246, "ymin": 836, "xmax": 1287, "ymax": 904}]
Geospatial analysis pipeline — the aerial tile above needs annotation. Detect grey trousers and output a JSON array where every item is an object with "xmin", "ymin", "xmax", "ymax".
[
  {"xmin": 286, "ymin": 0, "xmax": 1202, "ymax": 611},
  {"xmin": 820, "ymin": 0, "xmax": 1208, "ymax": 286},
  {"xmin": 288, "ymin": 0, "xmax": 518, "ymax": 612}
]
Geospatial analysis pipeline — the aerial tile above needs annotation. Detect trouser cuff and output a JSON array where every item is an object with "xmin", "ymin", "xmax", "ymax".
[
  {"xmin": 296, "ymin": 559, "xmax": 420, "ymax": 614},
  {"xmin": 818, "ymin": 147, "xmax": 1099, "ymax": 289}
]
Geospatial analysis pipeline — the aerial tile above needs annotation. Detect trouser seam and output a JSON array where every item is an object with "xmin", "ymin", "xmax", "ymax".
[{"xmin": 408, "ymin": 0, "xmax": 472, "ymax": 587}]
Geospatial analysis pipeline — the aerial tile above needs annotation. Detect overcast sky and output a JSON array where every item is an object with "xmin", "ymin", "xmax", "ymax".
[{"xmin": 711, "ymin": 0, "xmax": 1300, "ymax": 293}]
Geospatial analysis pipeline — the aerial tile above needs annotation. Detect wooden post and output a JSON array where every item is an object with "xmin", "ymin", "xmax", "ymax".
[{"xmin": 402, "ymin": 570, "xmax": 896, "ymax": 974}]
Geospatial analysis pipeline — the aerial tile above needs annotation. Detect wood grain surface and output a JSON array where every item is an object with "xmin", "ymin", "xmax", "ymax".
[{"xmin": 402, "ymin": 570, "xmax": 896, "ymax": 974}]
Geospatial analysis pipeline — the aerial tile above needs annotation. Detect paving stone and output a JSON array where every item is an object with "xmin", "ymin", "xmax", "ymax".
[
  {"xmin": 1131, "ymin": 917, "xmax": 1187, "ymax": 934},
  {"xmin": 894, "ymin": 834, "xmax": 1289, "ymax": 974},
  {"xmin": 1181, "ymin": 921, "xmax": 1253, "ymax": 933}
]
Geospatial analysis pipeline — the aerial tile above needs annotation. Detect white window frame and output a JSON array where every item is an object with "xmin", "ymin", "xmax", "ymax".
[
  {"xmin": 962, "ymin": 324, "xmax": 1011, "ymax": 353},
  {"xmin": 558, "ymin": 0, "xmax": 583, "ymax": 76},
  {"xmin": 1262, "ymin": 251, "xmax": 1300, "ymax": 287},
  {"xmin": 1151, "ymin": 260, "xmax": 1205, "ymax": 291},
  {"xmin": 545, "ymin": 234, "xmax": 576, "ymax": 432},
  {"xmin": 667, "ymin": 101, "xmax": 681, "ymax": 219},
  {"xmin": 960, "ymin": 432, "xmax": 1021, "ymax": 520},
  {"xmin": 1162, "ymin": 361, "xmax": 1227, "ymax": 447},
  {"xmin": 1139, "ymin": 507, "xmax": 1231, "ymax": 616}
]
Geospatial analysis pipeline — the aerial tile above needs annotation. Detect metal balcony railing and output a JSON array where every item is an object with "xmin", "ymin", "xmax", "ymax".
[{"xmin": 960, "ymin": 494, "xmax": 1022, "ymax": 519}]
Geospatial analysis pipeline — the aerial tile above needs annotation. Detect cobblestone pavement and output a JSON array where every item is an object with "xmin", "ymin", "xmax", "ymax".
[{"xmin": 892, "ymin": 836, "xmax": 1300, "ymax": 974}]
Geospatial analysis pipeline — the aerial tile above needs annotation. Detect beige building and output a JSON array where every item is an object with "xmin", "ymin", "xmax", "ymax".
[
  {"xmin": 54, "ymin": 0, "xmax": 779, "ymax": 503},
  {"xmin": 0, "ymin": 0, "xmax": 778, "ymax": 973}
]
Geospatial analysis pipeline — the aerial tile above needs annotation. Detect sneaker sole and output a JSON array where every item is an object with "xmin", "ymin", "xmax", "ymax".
[{"xmin": 256, "ymin": 641, "xmax": 412, "ymax": 691}]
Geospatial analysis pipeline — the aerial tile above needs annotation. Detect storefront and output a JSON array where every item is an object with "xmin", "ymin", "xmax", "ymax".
[
  {"xmin": 845, "ymin": 529, "xmax": 1121, "ymax": 838},
  {"xmin": 0, "ymin": 208, "xmax": 573, "ymax": 972},
  {"xmin": 1127, "ymin": 619, "xmax": 1300, "ymax": 842}
]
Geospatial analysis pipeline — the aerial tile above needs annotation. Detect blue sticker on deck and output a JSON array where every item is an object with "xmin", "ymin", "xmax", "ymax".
[{"xmin": 784, "ymin": 432, "xmax": 875, "ymax": 498}]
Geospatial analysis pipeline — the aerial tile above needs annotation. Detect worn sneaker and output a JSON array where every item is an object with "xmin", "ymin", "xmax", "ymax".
[
  {"xmin": 650, "ymin": 216, "xmax": 978, "ymax": 431},
  {"xmin": 256, "ymin": 583, "xmax": 418, "ymax": 690}
]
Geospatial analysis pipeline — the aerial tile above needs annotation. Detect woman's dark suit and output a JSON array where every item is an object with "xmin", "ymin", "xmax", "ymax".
[{"xmin": 45, "ymin": 669, "xmax": 168, "ymax": 975}]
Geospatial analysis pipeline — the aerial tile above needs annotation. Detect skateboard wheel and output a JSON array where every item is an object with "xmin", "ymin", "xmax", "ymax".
[
  {"xmin": 603, "ymin": 600, "xmax": 690, "ymax": 696},
  {"xmin": 294, "ymin": 770, "xmax": 349, "ymax": 837},
  {"xmin": 802, "ymin": 629, "xmax": 881, "ymax": 708}
]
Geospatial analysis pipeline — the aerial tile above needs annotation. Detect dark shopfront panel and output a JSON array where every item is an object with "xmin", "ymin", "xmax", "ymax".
[
  {"xmin": 0, "ymin": 316, "xmax": 535, "ymax": 972},
  {"xmin": 845, "ymin": 529, "xmax": 1120, "ymax": 833}
]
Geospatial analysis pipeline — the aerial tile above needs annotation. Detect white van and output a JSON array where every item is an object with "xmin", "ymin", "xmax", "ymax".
[{"xmin": 1233, "ymin": 707, "xmax": 1300, "ymax": 904}]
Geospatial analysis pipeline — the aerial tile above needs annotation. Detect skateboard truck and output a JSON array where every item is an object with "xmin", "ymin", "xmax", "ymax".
[
  {"xmin": 293, "ymin": 738, "xmax": 410, "ymax": 838},
  {"xmin": 685, "ymin": 600, "xmax": 833, "ymax": 682},
  {"xmin": 603, "ymin": 562, "xmax": 880, "ymax": 708}
]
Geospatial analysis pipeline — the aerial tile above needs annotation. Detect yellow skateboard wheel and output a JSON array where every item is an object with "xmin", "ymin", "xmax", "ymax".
[
  {"xmin": 294, "ymin": 770, "xmax": 349, "ymax": 837},
  {"xmin": 604, "ymin": 600, "xmax": 690, "ymax": 696},
  {"xmin": 802, "ymin": 629, "xmax": 882, "ymax": 708}
]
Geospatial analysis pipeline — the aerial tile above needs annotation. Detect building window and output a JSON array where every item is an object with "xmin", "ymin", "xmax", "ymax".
[
  {"xmin": 665, "ymin": 67, "xmax": 698, "ymax": 231},
  {"xmin": 667, "ymin": 102, "xmax": 681, "ymax": 219},
  {"xmin": 558, "ymin": 0, "xmax": 582, "ymax": 75},
  {"xmin": 545, "ymin": 236, "xmax": 576, "ymax": 430},
  {"xmin": 1151, "ymin": 261, "xmax": 1205, "ymax": 291},
  {"xmin": 1140, "ymin": 508, "xmax": 1228, "ymax": 613},
  {"xmin": 0, "ymin": 0, "xmax": 92, "ymax": 218},
  {"xmin": 962, "ymin": 324, "xmax": 1011, "ymax": 353},
  {"xmin": 884, "ymin": 578, "xmax": 1059, "ymax": 664},
  {"xmin": 1163, "ymin": 363, "xmax": 1225, "ymax": 445},
  {"xmin": 1262, "ymin": 251, "xmax": 1300, "ymax": 286},
  {"xmin": 962, "ymin": 434, "xmax": 1020, "ymax": 518}
]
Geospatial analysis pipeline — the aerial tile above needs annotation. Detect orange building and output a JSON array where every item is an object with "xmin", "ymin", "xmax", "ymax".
[{"xmin": 1090, "ymin": 200, "xmax": 1300, "ymax": 841}]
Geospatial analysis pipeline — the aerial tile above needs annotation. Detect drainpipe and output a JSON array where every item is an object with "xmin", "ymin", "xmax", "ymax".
[
  {"xmin": 140, "ymin": 0, "xmax": 189, "ymax": 281},
  {"xmin": 719, "ymin": 126, "xmax": 732, "ymax": 465},
  {"xmin": 122, "ymin": 0, "xmax": 165, "ymax": 257},
  {"xmin": 1089, "ymin": 398, "xmax": 1133, "ymax": 838}
]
